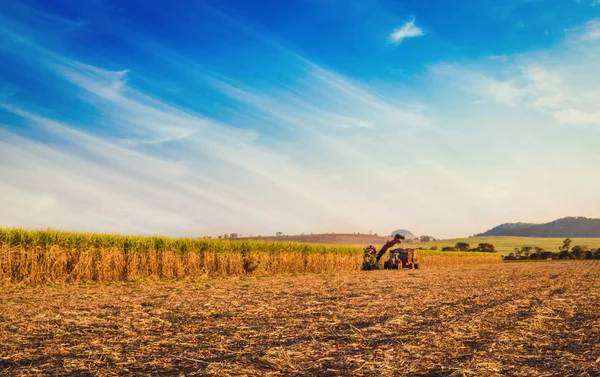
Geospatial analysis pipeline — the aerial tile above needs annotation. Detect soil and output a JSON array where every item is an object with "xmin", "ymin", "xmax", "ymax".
[{"xmin": 1, "ymin": 261, "xmax": 599, "ymax": 376}]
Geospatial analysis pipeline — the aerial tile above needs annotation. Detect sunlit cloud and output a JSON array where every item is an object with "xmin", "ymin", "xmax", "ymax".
[
  {"xmin": 1, "ymin": 3, "xmax": 600, "ymax": 238},
  {"xmin": 388, "ymin": 19, "xmax": 425, "ymax": 44},
  {"xmin": 566, "ymin": 18, "xmax": 600, "ymax": 40}
]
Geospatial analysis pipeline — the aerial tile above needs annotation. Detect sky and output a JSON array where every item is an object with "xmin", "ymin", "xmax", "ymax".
[{"xmin": 1, "ymin": 0, "xmax": 600, "ymax": 239}]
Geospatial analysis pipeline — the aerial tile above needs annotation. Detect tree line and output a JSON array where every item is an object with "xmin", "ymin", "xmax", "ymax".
[
  {"xmin": 503, "ymin": 238, "xmax": 600, "ymax": 260},
  {"xmin": 425, "ymin": 242, "xmax": 497, "ymax": 252}
]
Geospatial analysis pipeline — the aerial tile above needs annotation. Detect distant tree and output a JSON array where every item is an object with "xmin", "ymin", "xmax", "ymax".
[
  {"xmin": 430, "ymin": 246, "xmax": 438, "ymax": 251},
  {"xmin": 230, "ymin": 233, "xmax": 238, "ymax": 239},
  {"xmin": 514, "ymin": 248, "xmax": 522, "ymax": 258},
  {"xmin": 455, "ymin": 242, "xmax": 470, "ymax": 251},
  {"xmin": 223, "ymin": 234, "xmax": 229, "ymax": 239},
  {"xmin": 585, "ymin": 250, "xmax": 593, "ymax": 259},
  {"xmin": 594, "ymin": 249, "xmax": 600, "ymax": 259},
  {"xmin": 477, "ymin": 243, "xmax": 495, "ymax": 252},
  {"xmin": 218, "ymin": 235, "xmax": 223, "ymax": 239},
  {"xmin": 529, "ymin": 253, "xmax": 539, "ymax": 260},
  {"xmin": 521, "ymin": 246, "xmax": 533, "ymax": 259},
  {"xmin": 276, "ymin": 232, "xmax": 283, "ymax": 237},
  {"xmin": 571, "ymin": 245, "xmax": 586, "ymax": 259},
  {"xmin": 560, "ymin": 238, "xmax": 572, "ymax": 252},
  {"xmin": 442, "ymin": 246, "xmax": 457, "ymax": 252},
  {"xmin": 504, "ymin": 252, "xmax": 516, "ymax": 260},
  {"xmin": 374, "ymin": 233, "xmax": 378, "ymax": 236},
  {"xmin": 558, "ymin": 249, "xmax": 571, "ymax": 259},
  {"xmin": 540, "ymin": 251, "xmax": 556, "ymax": 260},
  {"xmin": 420, "ymin": 235, "xmax": 432, "ymax": 242},
  {"xmin": 534, "ymin": 247, "xmax": 545, "ymax": 256}
]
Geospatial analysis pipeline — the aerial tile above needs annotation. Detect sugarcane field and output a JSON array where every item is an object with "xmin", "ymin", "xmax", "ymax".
[{"xmin": 1, "ymin": 229, "xmax": 600, "ymax": 376}]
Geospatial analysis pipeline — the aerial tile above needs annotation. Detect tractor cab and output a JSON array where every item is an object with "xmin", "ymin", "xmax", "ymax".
[{"xmin": 384, "ymin": 248, "xmax": 419, "ymax": 270}]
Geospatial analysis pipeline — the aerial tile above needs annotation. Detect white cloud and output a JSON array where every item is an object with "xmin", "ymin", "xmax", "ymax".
[
  {"xmin": 486, "ymin": 54, "xmax": 508, "ymax": 63},
  {"xmin": 553, "ymin": 109, "xmax": 600, "ymax": 125},
  {"xmin": 2, "ymin": 9, "xmax": 600, "ymax": 239},
  {"xmin": 388, "ymin": 19, "xmax": 425, "ymax": 44},
  {"xmin": 431, "ymin": 26, "xmax": 600, "ymax": 126},
  {"xmin": 566, "ymin": 18, "xmax": 600, "ymax": 40},
  {"xmin": 429, "ymin": 64, "xmax": 525, "ymax": 106},
  {"xmin": 0, "ymin": 49, "xmax": 436, "ymax": 236}
]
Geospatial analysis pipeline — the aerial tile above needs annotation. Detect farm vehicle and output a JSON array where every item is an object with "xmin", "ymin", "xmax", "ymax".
[{"xmin": 362, "ymin": 245, "xmax": 419, "ymax": 271}]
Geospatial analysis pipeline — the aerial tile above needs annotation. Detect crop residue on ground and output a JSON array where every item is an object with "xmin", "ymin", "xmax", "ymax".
[{"xmin": 1, "ymin": 261, "xmax": 599, "ymax": 376}]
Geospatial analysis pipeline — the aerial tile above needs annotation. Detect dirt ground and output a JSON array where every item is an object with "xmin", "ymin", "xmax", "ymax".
[{"xmin": 1, "ymin": 262, "xmax": 599, "ymax": 377}]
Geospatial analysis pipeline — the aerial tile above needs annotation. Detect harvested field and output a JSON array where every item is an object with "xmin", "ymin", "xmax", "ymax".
[{"xmin": 1, "ymin": 261, "xmax": 599, "ymax": 376}]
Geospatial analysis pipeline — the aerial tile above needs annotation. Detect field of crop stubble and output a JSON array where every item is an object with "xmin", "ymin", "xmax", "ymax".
[{"xmin": 1, "ymin": 261, "xmax": 599, "ymax": 376}]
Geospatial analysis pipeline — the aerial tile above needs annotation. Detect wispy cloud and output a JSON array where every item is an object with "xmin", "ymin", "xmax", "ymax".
[
  {"xmin": 554, "ymin": 108, "xmax": 600, "ymax": 125},
  {"xmin": 566, "ymin": 18, "xmax": 600, "ymax": 40},
  {"xmin": 388, "ymin": 19, "xmax": 425, "ymax": 44},
  {"xmin": 429, "ymin": 64, "xmax": 526, "ymax": 106},
  {"xmin": 430, "ymin": 24, "xmax": 600, "ymax": 127},
  {"xmin": 0, "ymin": 18, "xmax": 438, "ymax": 235},
  {"xmin": 1, "ymin": 3, "xmax": 600, "ymax": 238}
]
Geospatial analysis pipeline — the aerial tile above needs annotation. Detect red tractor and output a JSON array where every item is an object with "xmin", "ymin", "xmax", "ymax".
[
  {"xmin": 384, "ymin": 248, "xmax": 419, "ymax": 270},
  {"xmin": 362, "ymin": 245, "xmax": 419, "ymax": 270}
]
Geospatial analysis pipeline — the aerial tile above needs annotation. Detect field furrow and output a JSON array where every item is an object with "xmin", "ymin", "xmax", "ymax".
[{"xmin": 1, "ymin": 261, "xmax": 599, "ymax": 376}]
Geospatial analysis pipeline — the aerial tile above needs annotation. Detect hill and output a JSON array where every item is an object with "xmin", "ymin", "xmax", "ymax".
[
  {"xmin": 475, "ymin": 217, "xmax": 600, "ymax": 238},
  {"xmin": 391, "ymin": 229, "xmax": 417, "ymax": 239}
]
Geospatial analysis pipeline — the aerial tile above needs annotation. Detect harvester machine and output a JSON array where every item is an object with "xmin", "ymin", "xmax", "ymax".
[{"xmin": 362, "ymin": 245, "xmax": 419, "ymax": 270}]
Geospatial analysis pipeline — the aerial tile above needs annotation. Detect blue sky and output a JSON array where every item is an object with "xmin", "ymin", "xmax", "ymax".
[{"xmin": 1, "ymin": 0, "xmax": 600, "ymax": 238}]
